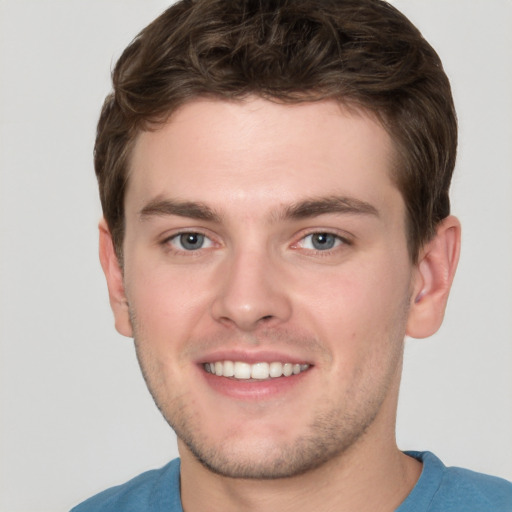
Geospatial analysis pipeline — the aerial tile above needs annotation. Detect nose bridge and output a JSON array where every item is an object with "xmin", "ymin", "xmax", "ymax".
[{"xmin": 211, "ymin": 240, "xmax": 292, "ymax": 330}]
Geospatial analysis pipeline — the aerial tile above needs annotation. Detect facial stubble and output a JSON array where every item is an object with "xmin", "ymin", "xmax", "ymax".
[{"xmin": 130, "ymin": 303, "xmax": 408, "ymax": 480}]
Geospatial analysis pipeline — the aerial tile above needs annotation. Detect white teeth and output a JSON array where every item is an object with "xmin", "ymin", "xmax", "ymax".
[
  {"xmin": 251, "ymin": 362, "xmax": 270, "ymax": 379},
  {"xmin": 234, "ymin": 361, "xmax": 251, "ymax": 379},
  {"xmin": 204, "ymin": 360, "xmax": 310, "ymax": 379},
  {"xmin": 223, "ymin": 360, "xmax": 234, "ymax": 377},
  {"xmin": 269, "ymin": 362, "xmax": 283, "ymax": 377},
  {"xmin": 283, "ymin": 363, "xmax": 293, "ymax": 377}
]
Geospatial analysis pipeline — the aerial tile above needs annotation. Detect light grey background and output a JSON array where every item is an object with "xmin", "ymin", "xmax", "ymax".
[{"xmin": 0, "ymin": 1, "xmax": 511, "ymax": 511}]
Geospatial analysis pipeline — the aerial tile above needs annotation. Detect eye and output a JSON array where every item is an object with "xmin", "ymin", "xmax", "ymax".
[
  {"xmin": 298, "ymin": 232, "xmax": 344, "ymax": 251},
  {"xmin": 168, "ymin": 232, "xmax": 214, "ymax": 251}
]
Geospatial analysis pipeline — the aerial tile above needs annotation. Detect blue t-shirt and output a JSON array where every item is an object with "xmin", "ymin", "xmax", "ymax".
[{"xmin": 71, "ymin": 451, "xmax": 512, "ymax": 511}]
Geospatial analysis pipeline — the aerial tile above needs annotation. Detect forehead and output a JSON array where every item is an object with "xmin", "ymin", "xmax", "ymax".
[{"xmin": 126, "ymin": 97, "xmax": 401, "ymax": 219}]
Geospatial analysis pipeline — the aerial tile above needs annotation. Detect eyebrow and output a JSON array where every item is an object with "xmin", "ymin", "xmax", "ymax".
[
  {"xmin": 138, "ymin": 195, "xmax": 379, "ymax": 223},
  {"xmin": 139, "ymin": 198, "xmax": 221, "ymax": 222},
  {"xmin": 281, "ymin": 195, "xmax": 379, "ymax": 220}
]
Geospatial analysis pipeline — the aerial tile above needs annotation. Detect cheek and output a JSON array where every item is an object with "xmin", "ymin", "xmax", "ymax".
[
  {"xmin": 125, "ymin": 261, "xmax": 214, "ymax": 346},
  {"xmin": 127, "ymin": 264, "xmax": 213, "ymax": 397},
  {"xmin": 299, "ymin": 255, "xmax": 412, "ymax": 359}
]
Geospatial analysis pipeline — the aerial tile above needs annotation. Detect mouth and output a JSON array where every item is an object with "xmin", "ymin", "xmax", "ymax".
[{"xmin": 204, "ymin": 361, "xmax": 311, "ymax": 380}]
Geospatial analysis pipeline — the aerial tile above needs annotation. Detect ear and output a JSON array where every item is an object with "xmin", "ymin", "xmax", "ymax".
[
  {"xmin": 406, "ymin": 215, "xmax": 461, "ymax": 339},
  {"xmin": 98, "ymin": 219, "xmax": 133, "ymax": 338}
]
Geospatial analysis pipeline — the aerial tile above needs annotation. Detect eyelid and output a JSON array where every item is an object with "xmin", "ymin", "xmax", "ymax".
[
  {"xmin": 158, "ymin": 227, "xmax": 352, "ymax": 254},
  {"xmin": 291, "ymin": 229, "xmax": 353, "ymax": 251},
  {"xmin": 160, "ymin": 229, "xmax": 218, "ymax": 253},
  {"xmin": 299, "ymin": 233, "xmax": 343, "ymax": 250}
]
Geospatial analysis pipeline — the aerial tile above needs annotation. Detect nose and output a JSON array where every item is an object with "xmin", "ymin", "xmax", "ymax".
[{"xmin": 210, "ymin": 247, "xmax": 292, "ymax": 331}]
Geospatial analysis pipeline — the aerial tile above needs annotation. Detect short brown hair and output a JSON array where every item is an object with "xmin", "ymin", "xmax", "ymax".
[{"xmin": 95, "ymin": 0, "xmax": 457, "ymax": 262}]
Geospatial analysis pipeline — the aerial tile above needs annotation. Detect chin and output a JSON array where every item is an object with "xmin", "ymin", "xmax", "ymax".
[
  {"xmin": 173, "ymin": 409, "xmax": 374, "ymax": 480},
  {"xmin": 183, "ymin": 437, "xmax": 335, "ymax": 479}
]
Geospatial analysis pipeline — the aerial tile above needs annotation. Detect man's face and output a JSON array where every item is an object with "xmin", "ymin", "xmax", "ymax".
[{"xmin": 118, "ymin": 97, "xmax": 418, "ymax": 478}]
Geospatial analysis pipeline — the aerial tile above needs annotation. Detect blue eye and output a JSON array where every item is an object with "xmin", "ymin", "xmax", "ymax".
[
  {"xmin": 169, "ymin": 232, "xmax": 213, "ymax": 251},
  {"xmin": 300, "ymin": 233, "xmax": 343, "ymax": 251}
]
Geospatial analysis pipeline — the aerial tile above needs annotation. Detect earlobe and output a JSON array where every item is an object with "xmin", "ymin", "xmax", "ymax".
[
  {"xmin": 98, "ymin": 219, "xmax": 133, "ymax": 338},
  {"xmin": 406, "ymin": 215, "xmax": 461, "ymax": 339}
]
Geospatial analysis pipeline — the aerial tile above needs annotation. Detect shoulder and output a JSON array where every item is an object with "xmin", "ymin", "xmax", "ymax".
[
  {"xmin": 438, "ymin": 463, "xmax": 512, "ymax": 509},
  {"xmin": 402, "ymin": 451, "xmax": 512, "ymax": 512},
  {"xmin": 70, "ymin": 458, "xmax": 182, "ymax": 512}
]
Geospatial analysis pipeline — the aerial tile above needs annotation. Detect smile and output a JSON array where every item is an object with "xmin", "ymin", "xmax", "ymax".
[{"xmin": 204, "ymin": 361, "xmax": 310, "ymax": 379}]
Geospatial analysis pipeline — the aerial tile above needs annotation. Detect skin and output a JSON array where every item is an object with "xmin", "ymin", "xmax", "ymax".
[{"xmin": 100, "ymin": 97, "xmax": 460, "ymax": 511}]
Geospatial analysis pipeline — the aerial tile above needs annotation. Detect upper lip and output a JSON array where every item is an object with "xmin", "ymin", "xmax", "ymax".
[{"xmin": 195, "ymin": 349, "xmax": 313, "ymax": 365}]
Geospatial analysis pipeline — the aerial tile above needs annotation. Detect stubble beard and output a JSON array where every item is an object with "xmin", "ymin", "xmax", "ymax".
[
  {"xmin": 134, "ymin": 345, "xmax": 404, "ymax": 480},
  {"xmin": 130, "ymin": 306, "xmax": 407, "ymax": 480},
  {"xmin": 174, "ymin": 396, "xmax": 390, "ymax": 480}
]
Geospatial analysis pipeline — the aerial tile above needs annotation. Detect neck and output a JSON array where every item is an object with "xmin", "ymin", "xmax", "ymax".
[{"xmin": 179, "ymin": 431, "xmax": 422, "ymax": 512}]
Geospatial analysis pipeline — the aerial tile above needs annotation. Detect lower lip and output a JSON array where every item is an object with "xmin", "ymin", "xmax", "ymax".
[{"xmin": 200, "ymin": 366, "xmax": 311, "ymax": 400}]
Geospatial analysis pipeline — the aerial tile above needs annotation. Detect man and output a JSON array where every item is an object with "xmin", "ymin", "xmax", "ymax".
[{"xmin": 72, "ymin": 0, "xmax": 512, "ymax": 510}]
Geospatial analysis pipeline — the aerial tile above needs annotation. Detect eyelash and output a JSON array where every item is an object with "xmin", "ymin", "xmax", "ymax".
[
  {"xmin": 161, "ymin": 231, "xmax": 215, "ymax": 253},
  {"xmin": 160, "ymin": 229, "xmax": 352, "ymax": 257},
  {"xmin": 292, "ymin": 231, "xmax": 352, "ymax": 255}
]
